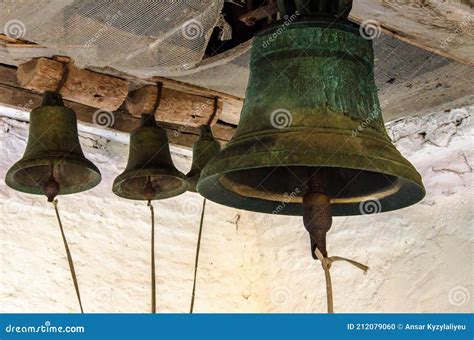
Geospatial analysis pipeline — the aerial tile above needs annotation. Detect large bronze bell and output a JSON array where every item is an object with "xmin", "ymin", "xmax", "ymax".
[
  {"xmin": 113, "ymin": 114, "xmax": 188, "ymax": 200},
  {"xmin": 5, "ymin": 91, "xmax": 101, "ymax": 200},
  {"xmin": 186, "ymin": 125, "xmax": 221, "ymax": 192},
  {"xmin": 198, "ymin": 16, "xmax": 425, "ymax": 217}
]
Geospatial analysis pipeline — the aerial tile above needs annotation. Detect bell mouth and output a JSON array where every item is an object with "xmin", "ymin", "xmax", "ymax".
[
  {"xmin": 218, "ymin": 166, "xmax": 401, "ymax": 204},
  {"xmin": 197, "ymin": 129, "xmax": 426, "ymax": 216},
  {"xmin": 112, "ymin": 169, "xmax": 188, "ymax": 201},
  {"xmin": 5, "ymin": 155, "xmax": 101, "ymax": 196},
  {"xmin": 199, "ymin": 165, "xmax": 424, "ymax": 216}
]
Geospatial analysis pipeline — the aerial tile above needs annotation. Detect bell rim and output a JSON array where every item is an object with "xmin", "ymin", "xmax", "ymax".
[
  {"xmin": 198, "ymin": 169, "xmax": 425, "ymax": 216},
  {"xmin": 4, "ymin": 155, "xmax": 102, "ymax": 196},
  {"xmin": 112, "ymin": 168, "xmax": 189, "ymax": 201},
  {"xmin": 197, "ymin": 130, "xmax": 426, "ymax": 216}
]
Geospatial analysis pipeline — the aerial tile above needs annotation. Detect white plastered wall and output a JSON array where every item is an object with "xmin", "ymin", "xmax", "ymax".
[{"xmin": 0, "ymin": 106, "xmax": 472, "ymax": 313}]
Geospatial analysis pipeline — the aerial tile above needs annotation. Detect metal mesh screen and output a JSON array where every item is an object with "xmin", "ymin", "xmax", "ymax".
[{"xmin": 1, "ymin": 0, "xmax": 225, "ymax": 77}]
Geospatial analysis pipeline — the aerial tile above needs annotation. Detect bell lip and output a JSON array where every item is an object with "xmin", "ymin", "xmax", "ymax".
[
  {"xmin": 112, "ymin": 168, "xmax": 189, "ymax": 201},
  {"xmin": 4, "ymin": 155, "xmax": 102, "ymax": 196},
  {"xmin": 198, "ymin": 169, "xmax": 425, "ymax": 216},
  {"xmin": 197, "ymin": 130, "xmax": 426, "ymax": 216}
]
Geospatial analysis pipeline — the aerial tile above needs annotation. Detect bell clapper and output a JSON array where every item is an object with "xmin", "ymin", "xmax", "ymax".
[
  {"xmin": 303, "ymin": 169, "xmax": 370, "ymax": 313},
  {"xmin": 144, "ymin": 176, "xmax": 156, "ymax": 201},
  {"xmin": 43, "ymin": 162, "xmax": 84, "ymax": 313},
  {"xmin": 42, "ymin": 161, "xmax": 60, "ymax": 202},
  {"xmin": 303, "ymin": 168, "xmax": 332, "ymax": 259}
]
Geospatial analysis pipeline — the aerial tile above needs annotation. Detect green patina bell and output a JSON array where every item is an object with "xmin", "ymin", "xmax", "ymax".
[
  {"xmin": 113, "ymin": 114, "xmax": 188, "ymax": 200},
  {"xmin": 186, "ymin": 125, "xmax": 221, "ymax": 192},
  {"xmin": 198, "ymin": 15, "xmax": 425, "ymax": 216},
  {"xmin": 5, "ymin": 91, "xmax": 101, "ymax": 200}
]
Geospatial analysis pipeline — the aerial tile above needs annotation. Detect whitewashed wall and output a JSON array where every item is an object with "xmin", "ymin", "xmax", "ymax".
[{"xmin": 0, "ymin": 107, "xmax": 472, "ymax": 313}]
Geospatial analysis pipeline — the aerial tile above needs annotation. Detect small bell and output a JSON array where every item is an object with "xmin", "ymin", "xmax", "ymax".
[
  {"xmin": 113, "ymin": 111, "xmax": 187, "ymax": 314},
  {"xmin": 187, "ymin": 125, "xmax": 221, "ymax": 192},
  {"xmin": 5, "ymin": 89, "xmax": 96, "ymax": 313},
  {"xmin": 5, "ymin": 91, "xmax": 101, "ymax": 199},
  {"xmin": 112, "ymin": 113, "xmax": 188, "ymax": 200}
]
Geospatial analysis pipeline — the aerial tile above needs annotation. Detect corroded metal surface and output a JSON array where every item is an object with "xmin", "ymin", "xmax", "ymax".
[
  {"xmin": 187, "ymin": 125, "xmax": 221, "ymax": 193},
  {"xmin": 5, "ymin": 91, "xmax": 101, "ymax": 196},
  {"xmin": 113, "ymin": 114, "xmax": 188, "ymax": 200},
  {"xmin": 198, "ymin": 19, "xmax": 425, "ymax": 216}
]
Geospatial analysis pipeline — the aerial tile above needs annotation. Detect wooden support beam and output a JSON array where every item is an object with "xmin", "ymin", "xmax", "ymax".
[
  {"xmin": 17, "ymin": 58, "xmax": 129, "ymax": 111},
  {"xmin": 126, "ymin": 85, "xmax": 222, "ymax": 128},
  {"xmin": 350, "ymin": 0, "xmax": 474, "ymax": 66},
  {"xmin": 0, "ymin": 64, "xmax": 236, "ymax": 148}
]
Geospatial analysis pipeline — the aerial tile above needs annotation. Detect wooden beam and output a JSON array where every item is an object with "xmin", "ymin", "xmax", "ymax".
[
  {"xmin": 17, "ymin": 58, "xmax": 129, "ymax": 111},
  {"xmin": 0, "ymin": 64, "xmax": 235, "ymax": 148},
  {"xmin": 17, "ymin": 58, "xmax": 63, "ymax": 92},
  {"xmin": 126, "ymin": 85, "xmax": 221, "ymax": 128},
  {"xmin": 350, "ymin": 0, "xmax": 474, "ymax": 66}
]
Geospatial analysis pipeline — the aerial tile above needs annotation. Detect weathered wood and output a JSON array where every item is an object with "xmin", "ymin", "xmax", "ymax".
[
  {"xmin": 212, "ymin": 122, "xmax": 236, "ymax": 141},
  {"xmin": 126, "ymin": 85, "xmax": 158, "ymax": 115},
  {"xmin": 149, "ymin": 78, "xmax": 243, "ymax": 126},
  {"xmin": 221, "ymin": 99, "xmax": 242, "ymax": 125},
  {"xmin": 0, "ymin": 64, "xmax": 236, "ymax": 147},
  {"xmin": 0, "ymin": 83, "xmax": 197, "ymax": 147},
  {"xmin": 379, "ymin": 61, "xmax": 474, "ymax": 122},
  {"xmin": 350, "ymin": 0, "xmax": 474, "ymax": 66},
  {"xmin": 126, "ymin": 85, "xmax": 221, "ymax": 128},
  {"xmin": 239, "ymin": 2, "xmax": 278, "ymax": 26},
  {"xmin": 17, "ymin": 58, "xmax": 129, "ymax": 111},
  {"xmin": 152, "ymin": 75, "xmax": 242, "ymax": 102},
  {"xmin": 17, "ymin": 58, "xmax": 63, "ymax": 92}
]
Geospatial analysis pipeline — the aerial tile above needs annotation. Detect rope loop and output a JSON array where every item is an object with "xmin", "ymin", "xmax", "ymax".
[{"xmin": 314, "ymin": 247, "xmax": 368, "ymax": 313}]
